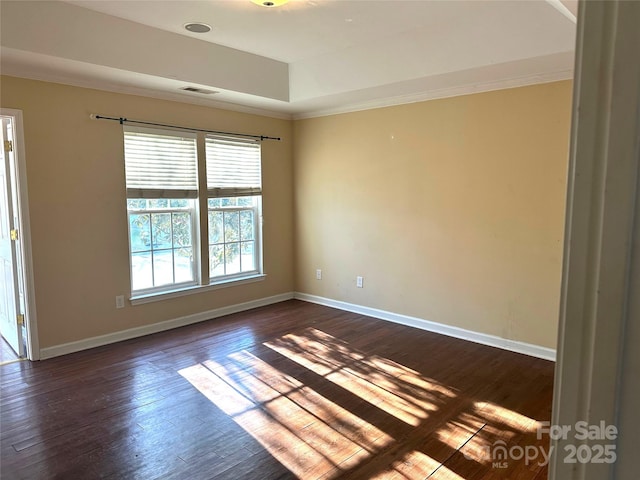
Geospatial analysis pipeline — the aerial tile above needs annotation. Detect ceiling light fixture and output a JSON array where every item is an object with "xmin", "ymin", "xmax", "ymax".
[
  {"xmin": 184, "ymin": 22, "xmax": 212, "ymax": 33},
  {"xmin": 251, "ymin": 0, "xmax": 290, "ymax": 7}
]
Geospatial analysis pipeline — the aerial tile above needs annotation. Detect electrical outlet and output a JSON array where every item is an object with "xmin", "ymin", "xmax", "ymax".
[
  {"xmin": 356, "ymin": 276, "xmax": 364, "ymax": 288},
  {"xmin": 316, "ymin": 269, "xmax": 322, "ymax": 280},
  {"xmin": 115, "ymin": 295, "xmax": 125, "ymax": 309}
]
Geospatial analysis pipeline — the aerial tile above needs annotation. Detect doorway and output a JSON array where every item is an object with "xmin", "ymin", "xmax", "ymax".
[{"xmin": 0, "ymin": 110, "xmax": 37, "ymax": 362}]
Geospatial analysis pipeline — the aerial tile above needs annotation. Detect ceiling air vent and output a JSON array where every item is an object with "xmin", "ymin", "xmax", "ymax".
[{"xmin": 180, "ymin": 86, "xmax": 218, "ymax": 95}]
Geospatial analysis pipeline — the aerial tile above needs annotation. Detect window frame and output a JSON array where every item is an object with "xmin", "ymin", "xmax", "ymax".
[
  {"xmin": 123, "ymin": 126, "xmax": 264, "ymax": 302},
  {"xmin": 127, "ymin": 199, "xmax": 199, "ymax": 296},
  {"xmin": 207, "ymin": 196, "xmax": 263, "ymax": 283}
]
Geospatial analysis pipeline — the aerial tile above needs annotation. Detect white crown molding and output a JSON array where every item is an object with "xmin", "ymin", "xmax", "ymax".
[
  {"xmin": 294, "ymin": 292, "xmax": 557, "ymax": 361},
  {"xmin": 2, "ymin": 66, "xmax": 573, "ymax": 123},
  {"xmin": 39, "ymin": 292, "xmax": 294, "ymax": 360},
  {"xmin": 293, "ymin": 69, "xmax": 574, "ymax": 120},
  {"xmin": 545, "ymin": 0, "xmax": 577, "ymax": 23}
]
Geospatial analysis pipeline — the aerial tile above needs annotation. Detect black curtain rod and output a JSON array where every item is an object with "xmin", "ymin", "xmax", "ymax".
[{"xmin": 91, "ymin": 114, "xmax": 281, "ymax": 141}]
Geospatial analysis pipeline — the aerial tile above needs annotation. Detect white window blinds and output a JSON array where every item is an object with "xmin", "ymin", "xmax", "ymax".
[
  {"xmin": 206, "ymin": 135, "xmax": 262, "ymax": 198},
  {"xmin": 124, "ymin": 127, "xmax": 198, "ymax": 199}
]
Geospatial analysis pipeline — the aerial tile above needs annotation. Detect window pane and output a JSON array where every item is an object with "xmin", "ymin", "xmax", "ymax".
[
  {"xmin": 127, "ymin": 199, "xmax": 146, "ymax": 210},
  {"xmin": 225, "ymin": 243, "xmax": 240, "ymax": 275},
  {"xmin": 240, "ymin": 210, "xmax": 254, "ymax": 241},
  {"xmin": 241, "ymin": 241, "xmax": 255, "ymax": 272},
  {"xmin": 208, "ymin": 211, "xmax": 223, "ymax": 244},
  {"xmin": 129, "ymin": 199, "xmax": 197, "ymax": 292},
  {"xmin": 172, "ymin": 212, "xmax": 192, "ymax": 248},
  {"xmin": 174, "ymin": 248, "xmax": 193, "ymax": 283},
  {"xmin": 208, "ymin": 196, "xmax": 259, "ymax": 280},
  {"xmin": 170, "ymin": 199, "xmax": 188, "ymax": 208},
  {"xmin": 131, "ymin": 251, "xmax": 153, "ymax": 290},
  {"xmin": 149, "ymin": 199, "xmax": 169, "ymax": 209},
  {"xmin": 210, "ymin": 245, "xmax": 225, "ymax": 276},
  {"xmin": 153, "ymin": 250, "xmax": 174, "ymax": 286},
  {"xmin": 129, "ymin": 214, "xmax": 150, "ymax": 252},
  {"xmin": 151, "ymin": 213, "xmax": 172, "ymax": 249},
  {"xmin": 224, "ymin": 211, "xmax": 239, "ymax": 242}
]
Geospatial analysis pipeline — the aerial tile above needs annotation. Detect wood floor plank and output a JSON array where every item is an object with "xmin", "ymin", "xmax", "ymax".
[{"xmin": 0, "ymin": 300, "xmax": 554, "ymax": 479}]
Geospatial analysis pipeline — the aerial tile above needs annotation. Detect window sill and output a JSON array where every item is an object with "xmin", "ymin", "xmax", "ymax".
[{"xmin": 129, "ymin": 274, "xmax": 267, "ymax": 306}]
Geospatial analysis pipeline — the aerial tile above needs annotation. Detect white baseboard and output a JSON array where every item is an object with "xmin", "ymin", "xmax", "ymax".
[
  {"xmin": 40, "ymin": 291, "xmax": 556, "ymax": 362},
  {"xmin": 40, "ymin": 292, "xmax": 295, "ymax": 360},
  {"xmin": 294, "ymin": 292, "xmax": 556, "ymax": 361}
]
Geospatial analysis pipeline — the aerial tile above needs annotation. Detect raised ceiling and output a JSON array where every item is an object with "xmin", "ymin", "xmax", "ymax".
[{"xmin": 0, "ymin": 0, "xmax": 577, "ymax": 119}]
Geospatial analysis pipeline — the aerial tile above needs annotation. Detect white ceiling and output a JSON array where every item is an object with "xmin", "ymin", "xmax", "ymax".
[{"xmin": 0, "ymin": 0, "xmax": 577, "ymax": 119}]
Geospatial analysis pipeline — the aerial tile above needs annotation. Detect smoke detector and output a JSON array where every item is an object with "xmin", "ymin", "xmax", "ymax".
[{"xmin": 184, "ymin": 23, "xmax": 212, "ymax": 33}]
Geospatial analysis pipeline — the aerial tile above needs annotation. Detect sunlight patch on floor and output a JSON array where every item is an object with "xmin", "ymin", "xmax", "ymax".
[
  {"xmin": 368, "ymin": 450, "xmax": 467, "ymax": 480},
  {"xmin": 428, "ymin": 463, "xmax": 467, "ymax": 480},
  {"xmin": 435, "ymin": 412, "xmax": 488, "ymax": 452},
  {"xmin": 179, "ymin": 349, "xmax": 400, "ymax": 478},
  {"xmin": 442, "ymin": 401, "xmax": 543, "ymax": 467},
  {"xmin": 178, "ymin": 327, "xmax": 465, "ymax": 479},
  {"xmin": 473, "ymin": 401, "xmax": 541, "ymax": 432},
  {"xmin": 178, "ymin": 328, "xmax": 546, "ymax": 479},
  {"xmin": 265, "ymin": 328, "xmax": 456, "ymax": 426}
]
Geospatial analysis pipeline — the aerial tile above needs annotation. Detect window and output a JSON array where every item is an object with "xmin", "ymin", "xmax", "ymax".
[
  {"xmin": 128, "ymin": 198, "xmax": 196, "ymax": 291},
  {"xmin": 208, "ymin": 196, "xmax": 260, "ymax": 278},
  {"xmin": 206, "ymin": 136, "xmax": 262, "ymax": 280},
  {"xmin": 124, "ymin": 127, "xmax": 262, "ymax": 297}
]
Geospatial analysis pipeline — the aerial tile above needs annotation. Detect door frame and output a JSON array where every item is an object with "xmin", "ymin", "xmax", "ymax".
[
  {"xmin": 1, "ymin": 109, "xmax": 39, "ymax": 361},
  {"xmin": 549, "ymin": 0, "xmax": 640, "ymax": 478}
]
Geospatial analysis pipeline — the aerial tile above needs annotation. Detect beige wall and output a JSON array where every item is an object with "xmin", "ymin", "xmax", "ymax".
[
  {"xmin": 0, "ymin": 76, "xmax": 294, "ymax": 349},
  {"xmin": 1, "ymin": 75, "xmax": 571, "ymax": 353},
  {"xmin": 294, "ymin": 81, "xmax": 572, "ymax": 349}
]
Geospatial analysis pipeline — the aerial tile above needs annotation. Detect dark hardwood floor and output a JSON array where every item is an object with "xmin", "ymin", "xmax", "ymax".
[{"xmin": 0, "ymin": 300, "xmax": 555, "ymax": 479}]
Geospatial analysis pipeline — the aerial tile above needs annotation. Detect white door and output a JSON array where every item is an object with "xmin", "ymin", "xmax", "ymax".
[{"xmin": 0, "ymin": 117, "xmax": 24, "ymax": 357}]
